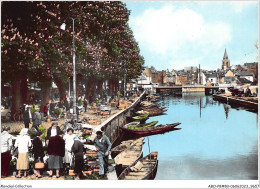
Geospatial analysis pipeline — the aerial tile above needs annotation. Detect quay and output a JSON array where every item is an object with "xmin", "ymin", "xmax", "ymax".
[
  {"xmin": 1, "ymin": 91, "xmax": 147, "ymax": 180},
  {"xmin": 155, "ymin": 85, "xmax": 219, "ymax": 94},
  {"xmin": 213, "ymin": 94, "xmax": 258, "ymax": 110}
]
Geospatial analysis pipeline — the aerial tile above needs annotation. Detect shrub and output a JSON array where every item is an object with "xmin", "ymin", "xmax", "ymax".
[
  {"xmin": 38, "ymin": 125, "xmax": 46, "ymax": 140},
  {"xmin": 54, "ymin": 108, "xmax": 62, "ymax": 117}
]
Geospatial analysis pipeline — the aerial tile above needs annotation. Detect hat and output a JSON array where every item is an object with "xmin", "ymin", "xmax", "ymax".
[
  {"xmin": 20, "ymin": 128, "xmax": 28, "ymax": 135},
  {"xmin": 82, "ymin": 124, "xmax": 93, "ymax": 129}
]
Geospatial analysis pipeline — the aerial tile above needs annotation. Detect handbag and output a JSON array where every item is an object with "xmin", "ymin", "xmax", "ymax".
[{"xmin": 35, "ymin": 157, "xmax": 45, "ymax": 169}]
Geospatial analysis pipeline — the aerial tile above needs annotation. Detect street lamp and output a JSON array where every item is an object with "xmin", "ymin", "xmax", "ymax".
[{"xmin": 60, "ymin": 18, "xmax": 77, "ymax": 123}]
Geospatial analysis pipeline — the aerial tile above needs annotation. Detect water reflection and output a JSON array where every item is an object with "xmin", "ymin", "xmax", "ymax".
[{"xmin": 143, "ymin": 93, "xmax": 258, "ymax": 180}]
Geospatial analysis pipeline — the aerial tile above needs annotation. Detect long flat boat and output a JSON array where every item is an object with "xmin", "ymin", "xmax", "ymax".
[
  {"xmin": 120, "ymin": 122, "xmax": 181, "ymax": 137},
  {"xmin": 114, "ymin": 137, "xmax": 145, "ymax": 177},
  {"xmin": 118, "ymin": 152, "xmax": 158, "ymax": 180},
  {"xmin": 124, "ymin": 121, "xmax": 159, "ymax": 129},
  {"xmin": 123, "ymin": 121, "xmax": 140, "ymax": 128},
  {"xmin": 132, "ymin": 112, "xmax": 149, "ymax": 123}
]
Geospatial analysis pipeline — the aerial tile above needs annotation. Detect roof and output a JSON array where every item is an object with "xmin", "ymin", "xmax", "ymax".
[
  {"xmin": 239, "ymin": 71, "xmax": 254, "ymax": 76},
  {"xmin": 237, "ymin": 78, "xmax": 252, "ymax": 84},
  {"xmin": 208, "ymin": 73, "xmax": 218, "ymax": 78},
  {"xmin": 244, "ymin": 62, "xmax": 258, "ymax": 67}
]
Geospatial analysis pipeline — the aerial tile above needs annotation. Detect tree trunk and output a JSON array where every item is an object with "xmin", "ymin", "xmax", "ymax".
[
  {"xmin": 11, "ymin": 76, "xmax": 23, "ymax": 120},
  {"xmin": 40, "ymin": 85, "xmax": 51, "ymax": 112},
  {"xmin": 86, "ymin": 78, "xmax": 95, "ymax": 104},
  {"xmin": 54, "ymin": 78, "xmax": 66, "ymax": 102},
  {"xmin": 97, "ymin": 79, "xmax": 103, "ymax": 97},
  {"xmin": 20, "ymin": 75, "xmax": 28, "ymax": 104},
  {"xmin": 76, "ymin": 74, "xmax": 83, "ymax": 98}
]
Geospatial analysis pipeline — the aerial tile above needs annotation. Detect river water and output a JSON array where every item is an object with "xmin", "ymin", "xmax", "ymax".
[{"xmin": 142, "ymin": 92, "xmax": 258, "ymax": 180}]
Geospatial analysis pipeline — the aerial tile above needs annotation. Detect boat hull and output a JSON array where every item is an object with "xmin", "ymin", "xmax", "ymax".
[
  {"xmin": 118, "ymin": 152, "xmax": 159, "ymax": 180},
  {"xmin": 120, "ymin": 123, "xmax": 181, "ymax": 137}
]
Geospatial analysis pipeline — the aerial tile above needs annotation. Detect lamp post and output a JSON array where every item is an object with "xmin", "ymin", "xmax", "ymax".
[
  {"xmin": 60, "ymin": 18, "xmax": 77, "ymax": 122},
  {"xmin": 123, "ymin": 59, "xmax": 127, "ymax": 99}
]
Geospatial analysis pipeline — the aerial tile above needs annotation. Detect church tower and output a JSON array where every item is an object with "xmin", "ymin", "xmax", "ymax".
[{"xmin": 222, "ymin": 48, "xmax": 230, "ymax": 70}]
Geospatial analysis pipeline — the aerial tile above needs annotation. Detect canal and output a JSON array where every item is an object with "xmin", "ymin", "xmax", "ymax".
[{"xmin": 143, "ymin": 92, "xmax": 258, "ymax": 180}]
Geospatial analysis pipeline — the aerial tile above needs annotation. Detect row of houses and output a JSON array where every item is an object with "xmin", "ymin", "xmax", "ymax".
[{"xmin": 134, "ymin": 62, "xmax": 258, "ymax": 90}]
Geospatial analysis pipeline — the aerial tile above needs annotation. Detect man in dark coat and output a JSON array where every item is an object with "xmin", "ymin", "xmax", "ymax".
[
  {"xmin": 47, "ymin": 130, "xmax": 65, "ymax": 178},
  {"xmin": 23, "ymin": 107, "xmax": 31, "ymax": 128},
  {"xmin": 71, "ymin": 137, "xmax": 86, "ymax": 180},
  {"xmin": 93, "ymin": 130, "xmax": 112, "ymax": 175},
  {"xmin": 32, "ymin": 131, "xmax": 44, "ymax": 178}
]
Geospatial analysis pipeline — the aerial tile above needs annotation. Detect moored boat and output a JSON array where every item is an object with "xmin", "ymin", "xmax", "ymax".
[
  {"xmin": 111, "ymin": 144, "xmax": 128, "ymax": 159},
  {"xmin": 125, "ymin": 121, "xmax": 159, "ymax": 130},
  {"xmin": 123, "ymin": 121, "xmax": 140, "ymax": 128},
  {"xmin": 120, "ymin": 122, "xmax": 181, "ymax": 137},
  {"xmin": 132, "ymin": 112, "xmax": 149, "ymax": 123},
  {"xmin": 118, "ymin": 152, "xmax": 158, "ymax": 180},
  {"xmin": 114, "ymin": 137, "xmax": 145, "ymax": 176}
]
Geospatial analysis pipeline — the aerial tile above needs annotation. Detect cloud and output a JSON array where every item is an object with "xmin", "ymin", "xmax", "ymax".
[{"xmin": 129, "ymin": 5, "xmax": 232, "ymax": 69}]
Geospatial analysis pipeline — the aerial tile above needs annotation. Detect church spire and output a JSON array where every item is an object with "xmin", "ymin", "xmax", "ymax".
[{"xmin": 223, "ymin": 48, "xmax": 228, "ymax": 60}]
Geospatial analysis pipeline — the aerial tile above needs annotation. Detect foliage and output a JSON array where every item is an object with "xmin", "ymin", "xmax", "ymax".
[
  {"xmin": 28, "ymin": 128, "xmax": 37, "ymax": 139},
  {"xmin": 132, "ymin": 112, "xmax": 149, "ymax": 120},
  {"xmin": 128, "ymin": 121, "xmax": 158, "ymax": 130},
  {"xmin": 2, "ymin": 1, "xmax": 145, "ymax": 113},
  {"xmin": 54, "ymin": 108, "xmax": 62, "ymax": 117},
  {"xmin": 10, "ymin": 158, "xmax": 17, "ymax": 167},
  {"xmin": 95, "ymin": 97, "xmax": 99, "ymax": 105},
  {"xmin": 38, "ymin": 125, "xmax": 46, "ymax": 140},
  {"xmin": 78, "ymin": 98, "xmax": 83, "ymax": 106}
]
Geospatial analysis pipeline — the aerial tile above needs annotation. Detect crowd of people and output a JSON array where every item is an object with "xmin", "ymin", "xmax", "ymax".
[{"xmin": 1, "ymin": 121, "xmax": 112, "ymax": 180}]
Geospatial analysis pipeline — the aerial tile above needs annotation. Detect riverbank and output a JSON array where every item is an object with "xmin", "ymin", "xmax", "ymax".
[{"xmin": 213, "ymin": 93, "xmax": 258, "ymax": 110}]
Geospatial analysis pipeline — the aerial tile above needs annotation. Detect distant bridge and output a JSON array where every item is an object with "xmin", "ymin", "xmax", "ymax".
[{"xmin": 154, "ymin": 85, "xmax": 219, "ymax": 94}]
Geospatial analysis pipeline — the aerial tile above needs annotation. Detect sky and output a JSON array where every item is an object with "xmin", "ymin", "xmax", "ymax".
[{"xmin": 125, "ymin": 1, "xmax": 259, "ymax": 71}]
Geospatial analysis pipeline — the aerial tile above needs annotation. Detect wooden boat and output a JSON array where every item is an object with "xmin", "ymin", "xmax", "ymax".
[
  {"xmin": 123, "ymin": 121, "xmax": 140, "ymax": 128},
  {"xmin": 132, "ymin": 112, "xmax": 149, "ymax": 123},
  {"xmin": 114, "ymin": 137, "xmax": 144, "ymax": 177},
  {"xmin": 120, "ymin": 122, "xmax": 181, "ymax": 137},
  {"xmin": 118, "ymin": 152, "xmax": 158, "ymax": 180},
  {"xmin": 146, "ymin": 109, "xmax": 167, "ymax": 117},
  {"xmin": 111, "ymin": 136, "xmax": 147, "ymax": 159},
  {"xmin": 125, "ymin": 121, "xmax": 159, "ymax": 130},
  {"xmin": 111, "ymin": 144, "xmax": 128, "ymax": 159}
]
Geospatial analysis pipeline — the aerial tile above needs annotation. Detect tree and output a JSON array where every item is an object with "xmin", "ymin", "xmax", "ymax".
[{"xmin": 1, "ymin": 1, "xmax": 145, "ymax": 116}]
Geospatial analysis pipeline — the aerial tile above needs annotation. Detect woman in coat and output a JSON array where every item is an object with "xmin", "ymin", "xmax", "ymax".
[
  {"xmin": 15, "ymin": 128, "xmax": 32, "ymax": 178},
  {"xmin": 32, "ymin": 131, "xmax": 44, "ymax": 178},
  {"xmin": 71, "ymin": 137, "xmax": 86, "ymax": 180},
  {"xmin": 1, "ymin": 127, "xmax": 13, "ymax": 177},
  {"xmin": 47, "ymin": 130, "xmax": 65, "ymax": 178},
  {"xmin": 63, "ymin": 128, "xmax": 75, "ymax": 166}
]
